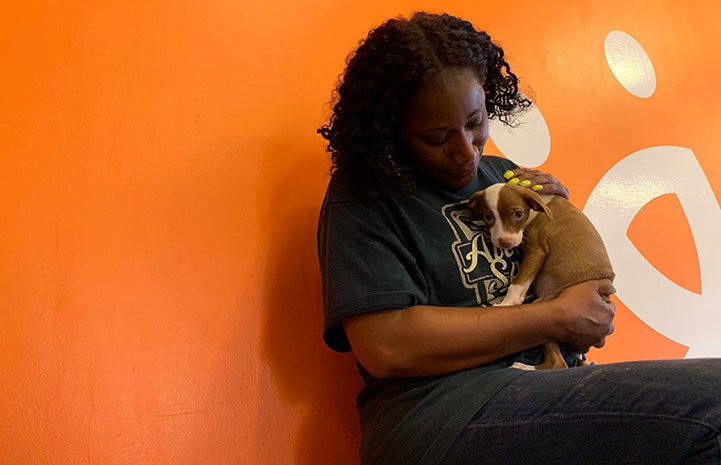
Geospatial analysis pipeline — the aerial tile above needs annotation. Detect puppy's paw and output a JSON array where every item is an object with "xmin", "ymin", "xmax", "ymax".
[
  {"xmin": 578, "ymin": 358, "xmax": 598, "ymax": 367},
  {"xmin": 497, "ymin": 295, "xmax": 524, "ymax": 307},
  {"xmin": 510, "ymin": 362, "xmax": 537, "ymax": 371},
  {"xmin": 496, "ymin": 297, "xmax": 521, "ymax": 307}
]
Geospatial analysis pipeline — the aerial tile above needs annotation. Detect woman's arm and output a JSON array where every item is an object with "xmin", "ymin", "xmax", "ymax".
[{"xmin": 344, "ymin": 279, "xmax": 615, "ymax": 379}]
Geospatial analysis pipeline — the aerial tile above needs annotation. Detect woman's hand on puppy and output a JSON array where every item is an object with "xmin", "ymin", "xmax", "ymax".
[
  {"xmin": 552, "ymin": 279, "xmax": 616, "ymax": 353},
  {"xmin": 503, "ymin": 168, "xmax": 570, "ymax": 200}
]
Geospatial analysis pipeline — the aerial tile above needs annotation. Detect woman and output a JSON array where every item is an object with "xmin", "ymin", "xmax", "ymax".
[{"xmin": 317, "ymin": 11, "xmax": 721, "ymax": 465}]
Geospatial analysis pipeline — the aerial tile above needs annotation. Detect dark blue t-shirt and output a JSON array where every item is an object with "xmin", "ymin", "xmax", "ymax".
[{"xmin": 318, "ymin": 156, "xmax": 546, "ymax": 465}]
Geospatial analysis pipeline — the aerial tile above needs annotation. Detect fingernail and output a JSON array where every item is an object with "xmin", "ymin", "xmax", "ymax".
[
  {"xmin": 519, "ymin": 180, "xmax": 531, "ymax": 187},
  {"xmin": 532, "ymin": 184, "xmax": 544, "ymax": 191},
  {"xmin": 503, "ymin": 170, "xmax": 515, "ymax": 180},
  {"xmin": 508, "ymin": 177, "xmax": 520, "ymax": 185}
]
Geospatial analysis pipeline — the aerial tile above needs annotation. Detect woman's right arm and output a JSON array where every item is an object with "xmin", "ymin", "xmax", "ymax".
[{"xmin": 343, "ymin": 279, "xmax": 615, "ymax": 379}]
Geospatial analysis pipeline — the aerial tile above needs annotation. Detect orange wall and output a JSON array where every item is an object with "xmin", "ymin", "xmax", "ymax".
[{"xmin": 2, "ymin": 1, "xmax": 720, "ymax": 464}]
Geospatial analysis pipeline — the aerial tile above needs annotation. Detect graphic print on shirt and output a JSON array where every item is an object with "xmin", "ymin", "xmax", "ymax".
[{"xmin": 442, "ymin": 200, "xmax": 522, "ymax": 305}]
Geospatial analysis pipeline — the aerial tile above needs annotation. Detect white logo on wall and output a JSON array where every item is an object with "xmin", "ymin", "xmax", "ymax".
[{"xmin": 489, "ymin": 30, "xmax": 721, "ymax": 358}]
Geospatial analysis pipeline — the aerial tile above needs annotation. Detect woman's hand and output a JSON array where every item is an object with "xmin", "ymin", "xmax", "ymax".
[
  {"xmin": 552, "ymin": 279, "xmax": 616, "ymax": 353},
  {"xmin": 503, "ymin": 168, "xmax": 570, "ymax": 200}
]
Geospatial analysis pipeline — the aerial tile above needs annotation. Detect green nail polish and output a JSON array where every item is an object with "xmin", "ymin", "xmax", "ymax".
[
  {"xmin": 532, "ymin": 184, "xmax": 544, "ymax": 191},
  {"xmin": 508, "ymin": 177, "xmax": 520, "ymax": 185},
  {"xmin": 519, "ymin": 180, "xmax": 531, "ymax": 187},
  {"xmin": 503, "ymin": 170, "xmax": 515, "ymax": 180}
]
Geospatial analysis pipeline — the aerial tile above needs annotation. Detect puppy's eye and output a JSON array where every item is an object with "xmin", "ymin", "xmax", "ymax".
[
  {"xmin": 512, "ymin": 209, "xmax": 525, "ymax": 220},
  {"xmin": 484, "ymin": 213, "xmax": 495, "ymax": 223}
]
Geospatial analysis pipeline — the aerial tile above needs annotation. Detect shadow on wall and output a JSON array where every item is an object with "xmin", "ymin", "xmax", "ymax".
[{"xmin": 260, "ymin": 140, "xmax": 363, "ymax": 465}]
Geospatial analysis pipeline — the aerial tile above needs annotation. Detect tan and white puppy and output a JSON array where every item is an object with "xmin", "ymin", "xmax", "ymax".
[{"xmin": 468, "ymin": 182, "xmax": 615, "ymax": 369}]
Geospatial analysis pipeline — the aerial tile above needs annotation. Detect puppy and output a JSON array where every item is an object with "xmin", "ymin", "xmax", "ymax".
[{"xmin": 468, "ymin": 182, "xmax": 615, "ymax": 370}]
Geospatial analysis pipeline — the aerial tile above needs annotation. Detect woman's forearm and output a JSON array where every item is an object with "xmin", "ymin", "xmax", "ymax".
[
  {"xmin": 344, "ymin": 302, "xmax": 559, "ymax": 378},
  {"xmin": 343, "ymin": 280, "xmax": 614, "ymax": 379}
]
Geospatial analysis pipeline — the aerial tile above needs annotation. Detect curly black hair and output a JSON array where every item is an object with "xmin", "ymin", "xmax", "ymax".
[{"xmin": 318, "ymin": 12, "xmax": 532, "ymax": 200}]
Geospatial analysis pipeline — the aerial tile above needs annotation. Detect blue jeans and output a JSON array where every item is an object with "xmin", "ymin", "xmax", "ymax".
[{"xmin": 440, "ymin": 359, "xmax": 721, "ymax": 464}]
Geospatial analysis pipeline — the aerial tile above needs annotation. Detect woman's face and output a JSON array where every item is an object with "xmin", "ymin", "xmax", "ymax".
[{"xmin": 401, "ymin": 67, "xmax": 489, "ymax": 190}]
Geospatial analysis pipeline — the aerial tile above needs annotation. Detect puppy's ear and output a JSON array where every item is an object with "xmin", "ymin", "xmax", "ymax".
[
  {"xmin": 520, "ymin": 188, "xmax": 554, "ymax": 220},
  {"xmin": 467, "ymin": 190, "xmax": 485, "ymax": 219}
]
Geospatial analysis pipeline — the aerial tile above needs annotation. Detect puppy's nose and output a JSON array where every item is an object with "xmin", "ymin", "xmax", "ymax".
[{"xmin": 498, "ymin": 237, "xmax": 514, "ymax": 249}]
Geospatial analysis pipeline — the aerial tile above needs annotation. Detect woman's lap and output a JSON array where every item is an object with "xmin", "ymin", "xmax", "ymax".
[{"xmin": 440, "ymin": 358, "xmax": 721, "ymax": 465}]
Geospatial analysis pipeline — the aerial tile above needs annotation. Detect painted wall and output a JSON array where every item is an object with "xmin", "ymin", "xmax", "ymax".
[{"xmin": 2, "ymin": 1, "xmax": 720, "ymax": 464}]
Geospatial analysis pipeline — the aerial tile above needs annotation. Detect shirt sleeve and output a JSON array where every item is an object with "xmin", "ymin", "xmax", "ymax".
[{"xmin": 318, "ymin": 193, "xmax": 427, "ymax": 353}]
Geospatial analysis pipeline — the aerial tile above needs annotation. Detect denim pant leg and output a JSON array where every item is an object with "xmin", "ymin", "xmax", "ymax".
[{"xmin": 440, "ymin": 358, "xmax": 721, "ymax": 465}]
